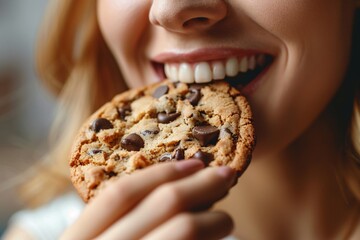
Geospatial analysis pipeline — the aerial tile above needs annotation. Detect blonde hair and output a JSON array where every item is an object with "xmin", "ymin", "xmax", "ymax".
[
  {"xmin": 21, "ymin": 0, "xmax": 127, "ymax": 207},
  {"xmin": 22, "ymin": 1, "xmax": 360, "ymax": 207}
]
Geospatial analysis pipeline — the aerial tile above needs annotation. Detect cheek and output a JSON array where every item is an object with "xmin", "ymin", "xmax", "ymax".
[
  {"xmin": 246, "ymin": 0, "xmax": 353, "ymax": 155},
  {"xmin": 242, "ymin": 0, "xmax": 345, "ymax": 41},
  {"xmin": 97, "ymin": 0, "xmax": 150, "ymax": 72}
]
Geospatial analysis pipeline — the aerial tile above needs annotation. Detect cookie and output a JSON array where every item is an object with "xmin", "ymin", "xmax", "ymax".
[{"xmin": 70, "ymin": 80, "xmax": 255, "ymax": 202}]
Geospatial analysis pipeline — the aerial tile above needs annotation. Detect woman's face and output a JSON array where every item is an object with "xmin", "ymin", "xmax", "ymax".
[{"xmin": 97, "ymin": 0, "xmax": 355, "ymax": 157}]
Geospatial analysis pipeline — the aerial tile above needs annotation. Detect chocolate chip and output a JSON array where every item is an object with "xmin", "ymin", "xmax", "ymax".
[
  {"xmin": 186, "ymin": 88, "xmax": 202, "ymax": 106},
  {"xmin": 141, "ymin": 129, "xmax": 160, "ymax": 136},
  {"xmin": 121, "ymin": 133, "xmax": 144, "ymax": 151},
  {"xmin": 157, "ymin": 112, "xmax": 181, "ymax": 123},
  {"xmin": 90, "ymin": 118, "xmax": 113, "ymax": 132},
  {"xmin": 192, "ymin": 125, "xmax": 220, "ymax": 146},
  {"xmin": 89, "ymin": 149, "xmax": 102, "ymax": 155},
  {"xmin": 117, "ymin": 103, "xmax": 131, "ymax": 120},
  {"xmin": 159, "ymin": 152, "xmax": 172, "ymax": 162},
  {"xmin": 172, "ymin": 148, "xmax": 185, "ymax": 160},
  {"xmin": 153, "ymin": 85, "xmax": 169, "ymax": 99},
  {"xmin": 192, "ymin": 151, "xmax": 213, "ymax": 166}
]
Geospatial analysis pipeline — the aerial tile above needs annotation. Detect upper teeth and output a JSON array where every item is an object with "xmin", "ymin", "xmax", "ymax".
[{"xmin": 164, "ymin": 54, "xmax": 266, "ymax": 83}]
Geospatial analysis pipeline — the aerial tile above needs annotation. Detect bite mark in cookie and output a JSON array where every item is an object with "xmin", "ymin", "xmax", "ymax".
[{"xmin": 70, "ymin": 80, "xmax": 255, "ymax": 202}]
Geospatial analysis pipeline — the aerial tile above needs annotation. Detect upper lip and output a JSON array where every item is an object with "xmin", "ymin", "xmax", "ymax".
[{"xmin": 152, "ymin": 47, "xmax": 273, "ymax": 63}]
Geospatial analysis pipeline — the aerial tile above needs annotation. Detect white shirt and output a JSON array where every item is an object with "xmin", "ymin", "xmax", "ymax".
[{"xmin": 9, "ymin": 192, "xmax": 84, "ymax": 240}]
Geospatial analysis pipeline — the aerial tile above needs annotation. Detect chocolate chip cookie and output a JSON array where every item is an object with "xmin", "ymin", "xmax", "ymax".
[{"xmin": 70, "ymin": 80, "xmax": 255, "ymax": 202}]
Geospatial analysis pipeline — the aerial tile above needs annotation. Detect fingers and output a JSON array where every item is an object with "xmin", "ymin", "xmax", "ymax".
[
  {"xmin": 98, "ymin": 166, "xmax": 236, "ymax": 239},
  {"xmin": 143, "ymin": 211, "xmax": 234, "ymax": 240},
  {"xmin": 61, "ymin": 159, "xmax": 204, "ymax": 240}
]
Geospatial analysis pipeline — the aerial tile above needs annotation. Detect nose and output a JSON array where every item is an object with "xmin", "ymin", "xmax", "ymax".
[{"xmin": 149, "ymin": 0, "xmax": 227, "ymax": 33}]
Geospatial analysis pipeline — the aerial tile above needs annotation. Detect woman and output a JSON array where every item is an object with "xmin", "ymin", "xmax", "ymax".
[{"xmin": 4, "ymin": 0, "xmax": 360, "ymax": 239}]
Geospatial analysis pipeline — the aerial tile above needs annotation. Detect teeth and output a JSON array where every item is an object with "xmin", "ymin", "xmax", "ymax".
[
  {"xmin": 239, "ymin": 57, "xmax": 248, "ymax": 73},
  {"xmin": 169, "ymin": 65, "xmax": 178, "ymax": 82},
  {"xmin": 225, "ymin": 57, "xmax": 239, "ymax": 77},
  {"xmin": 212, "ymin": 61, "xmax": 225, "ymax": 80},
  {"xmin": 165, "ymin": 64, "xmax": 172, "ymax": 80},
  {"xmin": 248, "ymin": 55, "xmax": 256, "ymax": 70},
  {"xmin": 195, "ymin": 62, "xmax": 212, "ymax": 83},
  {"xmin": 164, "ymin": 54, "xmax": 267, "ymax": 83},
  {"xmin": 179, "ymin": 63, "xmax": 194, "ymax": 83}
]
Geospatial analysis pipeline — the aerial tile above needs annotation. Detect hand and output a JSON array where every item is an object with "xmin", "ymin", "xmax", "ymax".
[{"xmin": 61, "ymin": 159, "xmax": 236, "ymax": 240}]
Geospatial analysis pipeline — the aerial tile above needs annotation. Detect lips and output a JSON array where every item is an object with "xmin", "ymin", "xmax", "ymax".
[{"xmin": 152, "ymin": 48, "xmax": 273, "ymax": 90}]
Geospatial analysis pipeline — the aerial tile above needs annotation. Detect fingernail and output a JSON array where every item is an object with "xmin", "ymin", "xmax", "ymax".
[
  {"xmin": 216, "ymin": 166, "xmax": 236, "ymax": 184},
  {"xmin": 175, "ymin": 159, "xmax": 204, "ymax": 172}
]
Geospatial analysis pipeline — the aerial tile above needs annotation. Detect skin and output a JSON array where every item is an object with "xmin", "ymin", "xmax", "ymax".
[
  {"xmin": 6, "ymin": 0, "xmax": 358, "ymax": 239},
  {"xmin": 72, "ymin": 0, "xmax": 358, "ymax": 239},
  {"xmin": 97, "ymin": 0, "xmax": 354, "ymax": 158},
  {"xmin": 94, "ymin": 0, "xmax": 359, "ymax": 239},
  {"xmin": 61, "ymin": 160, "xmax": 236, "ymax": 239}
]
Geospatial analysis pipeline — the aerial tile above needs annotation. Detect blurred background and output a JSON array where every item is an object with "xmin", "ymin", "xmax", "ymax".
[{"xmin": 0, "ymin": 0, "xmax": 55, "ymax": 234}]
